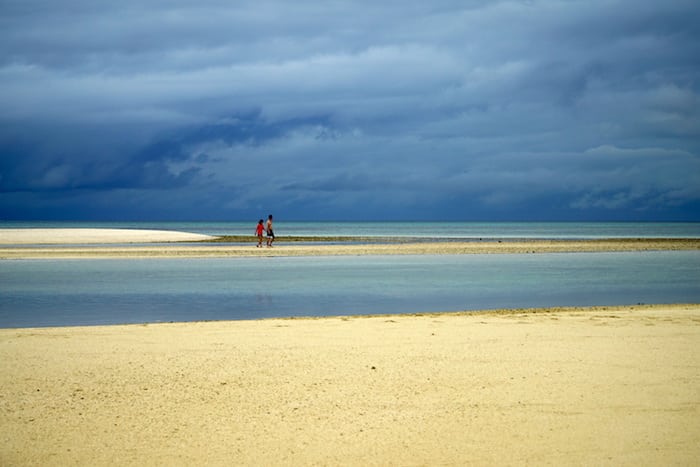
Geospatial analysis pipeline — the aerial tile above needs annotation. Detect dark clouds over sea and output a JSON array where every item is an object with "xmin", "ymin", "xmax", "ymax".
[{"xmin": 1, "ymin": 0, "xmax": 699, "ymax": 220}]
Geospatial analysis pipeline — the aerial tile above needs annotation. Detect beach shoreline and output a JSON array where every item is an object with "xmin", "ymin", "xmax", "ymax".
[
  {"xmin": 0, "ymin": 228, "xmax": 215, "ymax": 245},
  {"xmin": 1, "ymin": 303, "xmax": 698, "ymax": 465},
  {"xmin": 3, "ymin": 228, "xmax": 699, "ymax": 464},
  {"xmin": 1, "ymin": 228, "xmax": 699, "ymax": 258}
]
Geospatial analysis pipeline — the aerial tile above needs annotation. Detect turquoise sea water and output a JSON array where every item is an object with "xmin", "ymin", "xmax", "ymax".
[
  {"xmin": 2, "ymin": 221, "xmax": 700, "ymax": 239},
  {"xmin": 1, "ymin": 251, "xmax": 699, "ymax": 328},
  {"xmin": 2, "ymin": 222, "xmax": 699, "ymax": 327}
]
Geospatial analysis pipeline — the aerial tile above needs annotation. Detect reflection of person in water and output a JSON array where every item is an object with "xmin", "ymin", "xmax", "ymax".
[
  {"xmin": 266, "ymin": 214, "xmax": 275, "ymax": 247},
  {"xmin": 255, "ymin": 219, "xmax": 265, "ymax": 247}
]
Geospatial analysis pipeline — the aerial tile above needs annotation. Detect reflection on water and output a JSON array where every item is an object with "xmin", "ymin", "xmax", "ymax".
[{"xmin": 1, "ymin": 251, "xmax": 699, "ymax": 327}]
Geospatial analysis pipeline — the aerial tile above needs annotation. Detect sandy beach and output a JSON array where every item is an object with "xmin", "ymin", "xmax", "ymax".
[
  {"xmin": 1, "ymin": 304, "xmax": 699, "ymax": 466},
  {"xmin": 2, "ymin": 228, "xmax": 699, "ymax": 464},
  {"xmin": 0, "ymin": 228, "xmax": 215, "ymax": 245},
  {"xmin": 1, "ymin": 228, "xmax": 699, "ymax": 258}
]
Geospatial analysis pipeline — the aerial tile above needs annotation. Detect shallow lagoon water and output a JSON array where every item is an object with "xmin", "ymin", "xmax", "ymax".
[
  {"xmin": 3, "ymin": 220, "xmax": 700, "ymax": 239},
  {"xmin": 2, "ymin": 251, "xmax": 699, "ymax": 327}
]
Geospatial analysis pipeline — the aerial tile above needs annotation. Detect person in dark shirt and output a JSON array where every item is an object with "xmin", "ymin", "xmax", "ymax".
[{"xmin": 266, "ymin": 214, "xmax": 275, "ymax": 247}]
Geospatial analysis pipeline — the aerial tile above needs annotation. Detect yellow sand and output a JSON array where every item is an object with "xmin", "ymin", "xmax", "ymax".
[
  {"xmin": 1, "ymin": 228, "xmax": 699, "ymax": 258},
  {"xmin": 1, "ymin": 304, "xmax": 699, "ymax": 466}
]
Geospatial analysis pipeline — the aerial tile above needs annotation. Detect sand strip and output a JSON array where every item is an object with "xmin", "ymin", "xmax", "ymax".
[
  {"xmin": 1, "ymin": 229, "xmax": 699, "ymax": 259},
  {"xmin": 0, "ymin": 228, "xmax": 215, "ymax": 245},
  {"xmin": 1, "ymin": 304, "xmax": 699, "ymax": 466}
]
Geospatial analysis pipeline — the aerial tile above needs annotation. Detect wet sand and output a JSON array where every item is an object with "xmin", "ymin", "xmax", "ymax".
[
  {"xmin": 1, "ymin": 304, "xmax": 699, "ymax": 466},
  {"xmin": 1, "ymin": 228, "xmax": 699, "ymax": 258},
  {"xmin": 2, "ymin": 229, "xmax": 699, "ymax": 464}
]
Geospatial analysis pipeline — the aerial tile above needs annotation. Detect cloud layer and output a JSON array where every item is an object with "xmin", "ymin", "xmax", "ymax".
[{"xmin": 1, "ymin": 0, "xmax": 699, "ymax": 220}]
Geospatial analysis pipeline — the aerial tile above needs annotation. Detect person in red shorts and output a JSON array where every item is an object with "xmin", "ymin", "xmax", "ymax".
[{"xmin": 255, "ymin": 219, "xmax": 265, "ymax": 247}]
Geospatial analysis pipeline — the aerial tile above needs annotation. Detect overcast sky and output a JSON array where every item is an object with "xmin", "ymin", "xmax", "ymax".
[{"xmin": 1, "ymin": 0, "xmax": 699, "ymax": 221}]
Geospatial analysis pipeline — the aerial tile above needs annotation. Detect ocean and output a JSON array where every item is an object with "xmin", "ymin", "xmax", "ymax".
[
  {"xmin": 2, "ymin": 250, "xmax": 699, "ymax": 328},
  {"xmin": 2, "ymin": 220, "xmax": 700, "ymax": 239},
  {"xmin": 2, "ymin": 221, "xmax": 699, "ymax": 327}
]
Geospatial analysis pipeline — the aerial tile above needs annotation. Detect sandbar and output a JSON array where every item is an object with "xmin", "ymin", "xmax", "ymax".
[
  {"xmin": 1, "ymin": 228, "xmax": 699, "ymax": 258},
  {"xmin": 1, "ymin": 304, "xmax": 699, "ymax": 465},
  {"xmin": 0, "ymin": 228, "xmax": 215, "ymax": 245}
]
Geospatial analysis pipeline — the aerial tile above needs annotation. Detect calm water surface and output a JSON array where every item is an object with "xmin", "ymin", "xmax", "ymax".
[
  {"xmin": 3, "ymin": 221, "xmax": 700, "ymax": 239},
  {"xmin": 2, "ymin": 251, "xmax": 699, "ymax": 327}
]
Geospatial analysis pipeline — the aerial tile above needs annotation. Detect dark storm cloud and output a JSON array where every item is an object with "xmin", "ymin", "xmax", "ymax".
[{"xmin": 1, "ymin": 0, "xmax": 699, "ymax": 220}]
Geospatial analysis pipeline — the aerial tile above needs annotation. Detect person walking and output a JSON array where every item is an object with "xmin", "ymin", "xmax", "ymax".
[
  {"xmin": 266, "ymin": 214, "xmax": 275, "ymax": 247},
  {"xmin": 255, "ymin": 219, "xmax": 265, "ymax": 247}
]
